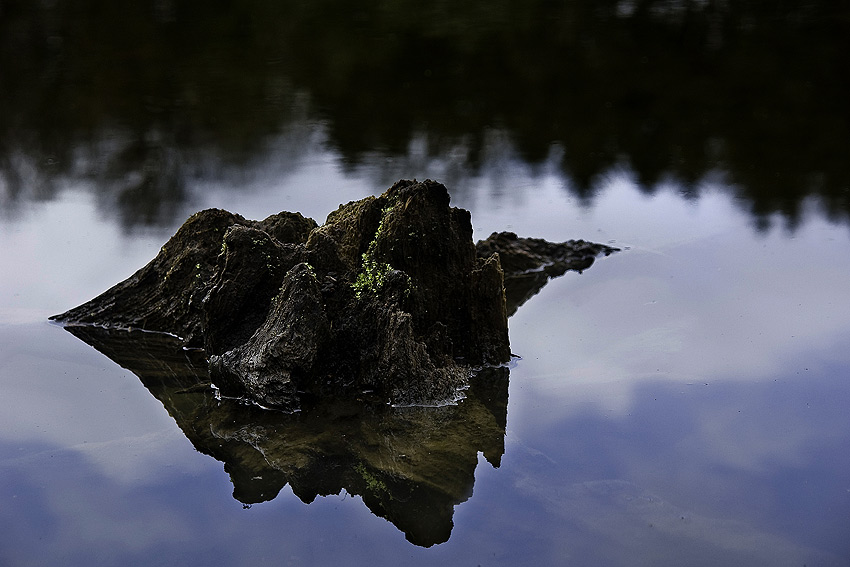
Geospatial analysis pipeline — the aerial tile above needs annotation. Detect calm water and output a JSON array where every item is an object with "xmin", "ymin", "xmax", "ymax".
[{"xmin": 2, "ymin": 2, "xmax": 850, "ymax": 566}]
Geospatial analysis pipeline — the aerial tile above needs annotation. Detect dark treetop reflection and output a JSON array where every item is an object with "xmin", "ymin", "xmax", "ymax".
[{"xmin": 1, "ymin": 0, "xmax": 849, "ymax": 229}]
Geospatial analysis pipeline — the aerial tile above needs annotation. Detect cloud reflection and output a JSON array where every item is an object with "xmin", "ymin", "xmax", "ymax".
[{"xmin": 506, "ymin": 182, "xmax": 850, "ymax": 422}]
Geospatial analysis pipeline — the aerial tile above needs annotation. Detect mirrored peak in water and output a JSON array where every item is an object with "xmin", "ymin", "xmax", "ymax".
[{"xmin": 63, "ymin": 325, "xmax": 508, "ymax": 548}]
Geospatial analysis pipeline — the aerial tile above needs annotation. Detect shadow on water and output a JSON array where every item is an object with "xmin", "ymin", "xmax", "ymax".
[
  {"xmin": 63, "ymin": 325, "xmax": 508, "ymax": 548},
  {"xmin": 1, "ymin": 0, "xmax": 849, "ymax": 229}
]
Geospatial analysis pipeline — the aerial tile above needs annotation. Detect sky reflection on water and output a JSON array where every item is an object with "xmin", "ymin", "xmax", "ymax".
[
  {"xmin": 1, "ymin": 149, "xmax": 849, "ymax": 564},
  {"xmin": 2, "ymin": 1, "xmax": 850, "ymax": 562}
]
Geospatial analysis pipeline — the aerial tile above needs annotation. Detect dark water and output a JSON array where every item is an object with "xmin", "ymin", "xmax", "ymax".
[{"xmin": 2, "ymin": 2, "xmax": 850, "ymax": 565}]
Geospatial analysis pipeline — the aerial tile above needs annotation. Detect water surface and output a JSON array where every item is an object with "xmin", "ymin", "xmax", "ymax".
[{"xmin": 2, "ymin": 2, "xmax": 850, "ymax": 565}]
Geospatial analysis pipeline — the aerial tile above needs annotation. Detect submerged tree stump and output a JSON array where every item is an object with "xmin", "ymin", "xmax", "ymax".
[{"xmin": 52, "ymin": 179, "xmax": 617, "ymax": 410}]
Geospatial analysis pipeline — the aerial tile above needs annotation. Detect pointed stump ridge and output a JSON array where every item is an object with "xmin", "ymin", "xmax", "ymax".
[{"xmin": 51, "ymin": 179, "xmax": 618, "ymax": 410}]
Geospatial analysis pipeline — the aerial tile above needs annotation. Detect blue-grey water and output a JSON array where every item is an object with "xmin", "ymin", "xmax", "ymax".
[
  {"xmin": 2, "ymin": 2, "xmax": 850, "ymax": 565},
  {"xmin": 3, "ymin": 154, "xmax": 849, "ymax": 565}
]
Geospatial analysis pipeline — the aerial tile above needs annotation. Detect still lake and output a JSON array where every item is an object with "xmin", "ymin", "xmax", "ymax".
[
  {"xmin": 2, "ymin": 148, "xmax": 849, "ymax": 565},
  {"xmin": 2, "ymin": 2, "xmax": 850, "ymax": 565}
]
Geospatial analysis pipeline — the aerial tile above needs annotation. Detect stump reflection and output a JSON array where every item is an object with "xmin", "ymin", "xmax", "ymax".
[{"xmin": 64, "ymin": 325, "xmax": 508, "ymax": 547}]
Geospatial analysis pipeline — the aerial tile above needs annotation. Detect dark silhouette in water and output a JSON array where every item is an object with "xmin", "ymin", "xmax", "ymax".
[{"xmin": 62, "ymin": 324, "xmax": 509, "ymax": 547}]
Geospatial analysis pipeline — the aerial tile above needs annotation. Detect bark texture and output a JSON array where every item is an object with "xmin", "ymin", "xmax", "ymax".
[{"xmin": 52, "ymin": 179, "xmax": 617, "ymax": 409}]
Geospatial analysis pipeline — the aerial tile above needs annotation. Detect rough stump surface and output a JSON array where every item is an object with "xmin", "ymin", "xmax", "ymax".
[{"xmin": 52, "ymin": 179, "xmax": 617, "ymax": 410}]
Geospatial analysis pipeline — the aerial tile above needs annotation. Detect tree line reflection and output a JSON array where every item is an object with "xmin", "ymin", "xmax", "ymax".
[{"xmin": 1, "ymin": 0, "xmax": 848, "ymax": 229}]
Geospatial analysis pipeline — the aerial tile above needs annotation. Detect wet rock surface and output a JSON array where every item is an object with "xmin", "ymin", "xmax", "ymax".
[
  {"xmin": 476, "ymin": 230, "xmax": 619, "ymax": 316},
  {"xmin": 52, "ymin": 179, "xmax": 617, "ymax": 410}
]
